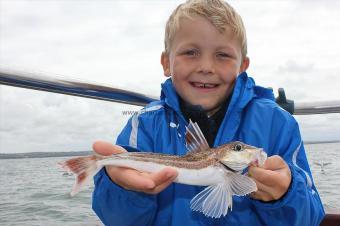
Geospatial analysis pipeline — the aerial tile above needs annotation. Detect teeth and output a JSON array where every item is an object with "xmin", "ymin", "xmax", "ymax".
[
  {"xmin": 204, "ymin": 84, "xmax": 216, "ymax": 88},
  {"xmin": 193, "ymin": 82, "xmax": 217, "ymax": 88}
]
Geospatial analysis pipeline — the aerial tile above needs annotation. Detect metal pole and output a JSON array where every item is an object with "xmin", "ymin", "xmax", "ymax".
[
  {"xmin": 1, "ymin": 69, "xmax": 340, "ymax": 114},
  {"xmin": 0, "ymin": 69, "xmax": 157, "ymax": 106},
  {"xmin": 294, "ymin": 101, "xmax": 340, "ymax": 115}
]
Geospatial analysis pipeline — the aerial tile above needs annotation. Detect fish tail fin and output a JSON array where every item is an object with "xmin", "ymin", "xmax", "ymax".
[{"xmin": 58, "ymin": 155, "xmax": 101, "ymax": 196}]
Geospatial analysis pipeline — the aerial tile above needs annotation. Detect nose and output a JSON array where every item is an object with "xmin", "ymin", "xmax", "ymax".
[{"xmin": 197, "ymin": 55, "xmax": 215, "ymax": 75}]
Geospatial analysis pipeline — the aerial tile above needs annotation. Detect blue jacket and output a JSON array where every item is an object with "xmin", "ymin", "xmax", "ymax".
[{"xmin": 92, "ymin": 72, "xmax": 325, "ymax": 226}]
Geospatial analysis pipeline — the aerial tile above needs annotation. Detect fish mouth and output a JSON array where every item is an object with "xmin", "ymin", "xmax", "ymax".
[{"xmin": 251, "ymin": 149, "xmax": 267, "ymax": 167}]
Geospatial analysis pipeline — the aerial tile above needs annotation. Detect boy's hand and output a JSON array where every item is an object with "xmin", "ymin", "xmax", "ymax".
[
  {"xmin": 92, "ymin": 141, "xmax": 178, "ymax": 194},
  {"xmin": 248, "ymin": 155, "xmax": 291, "ymax": 202}
]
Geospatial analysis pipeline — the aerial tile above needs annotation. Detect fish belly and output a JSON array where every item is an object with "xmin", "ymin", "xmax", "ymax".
[{"xmin": 174, "ymin": 166, "xmax": 225, "ymax": 186}]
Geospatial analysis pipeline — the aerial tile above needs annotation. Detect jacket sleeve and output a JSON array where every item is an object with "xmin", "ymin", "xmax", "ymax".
[
  {"xmin": 251, "ymin": 115, "xmax": 325, "ymax": 226},
  {"xmin": 92, "ymin": 116, "xmax": 158, "ymax": 226}
]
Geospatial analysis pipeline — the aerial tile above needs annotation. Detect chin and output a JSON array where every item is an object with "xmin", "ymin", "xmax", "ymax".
[
  {"xmin": 198, "ymin": 102, "xmax": 220, "ymax": 112},
  {"xmin": 185, "ymin": 97, "xmax": 222, "ymax": 112}
]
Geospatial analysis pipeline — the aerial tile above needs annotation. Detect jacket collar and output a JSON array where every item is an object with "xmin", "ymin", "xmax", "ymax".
[
  {"xmin": 160, "ymin": 78, "xmax": 181, "ymax": 114},
  {"xmin": 160, "ymin": 72, "xmax": 266, "ymax": 113}
]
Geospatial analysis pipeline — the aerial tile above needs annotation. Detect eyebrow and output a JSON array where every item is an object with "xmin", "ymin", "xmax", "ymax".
[
  {"xmin": 175, "ymin": 42, "xmax": 238, "ymax": 55},
  {"xmin": 214, "ymin": 45, "xmax": 237, "ymax": 52}
]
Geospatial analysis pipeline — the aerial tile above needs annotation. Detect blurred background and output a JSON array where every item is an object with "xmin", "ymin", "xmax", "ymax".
[{"xmin": 1, "ymin": 0, "xmax": 339, "ymax": 154}]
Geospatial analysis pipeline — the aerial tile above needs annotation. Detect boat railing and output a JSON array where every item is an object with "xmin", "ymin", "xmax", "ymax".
[{"xmin": 1, "ymin": 69, "xmax": 340, "ymax": 115}]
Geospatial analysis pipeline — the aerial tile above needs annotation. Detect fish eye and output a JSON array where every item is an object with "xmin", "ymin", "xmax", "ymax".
[{"xmin": 234, "ymin": 144, "xmax": 243, "ymax": 152}]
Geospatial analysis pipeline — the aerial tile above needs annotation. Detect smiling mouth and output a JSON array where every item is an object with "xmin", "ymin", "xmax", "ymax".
[{"xmin": 190, "ymin": 82, "xmax": 219, "ymax": 89}]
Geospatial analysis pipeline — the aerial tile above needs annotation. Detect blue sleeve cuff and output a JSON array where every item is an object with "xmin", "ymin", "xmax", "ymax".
[
  {"xmin": 93, "ymin": 168, "xmax": 157, "ymax": 207},
  {"xmin": 251, "ymin": 163, "xmax": 298, "ymax": 210}
]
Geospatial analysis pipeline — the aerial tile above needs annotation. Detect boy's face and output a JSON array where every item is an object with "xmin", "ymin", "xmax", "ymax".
[{"xmin": 161, "ymin": 16, "xmax": 249, "ymax": 115}]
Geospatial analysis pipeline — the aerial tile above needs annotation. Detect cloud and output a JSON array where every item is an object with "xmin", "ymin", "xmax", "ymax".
[
  {"xmin": 0, "ymin": 86, "xmax": 142, "ymax": 153},
  {"xmin": 277, "ymin": 60, "xmax": 315, "ymax": 74},
  {"xmin": 1, "ymin": 0, "xmax": 339, "ymax": 153},
  {"xmin": 296, "ymin": 114, "xmax": 340, "ymax": 142}
]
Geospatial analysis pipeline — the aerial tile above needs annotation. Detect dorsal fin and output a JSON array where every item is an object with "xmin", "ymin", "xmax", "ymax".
[{"xmin": 185, "ymin": 119, "xmax": 209, "ymax": 153}]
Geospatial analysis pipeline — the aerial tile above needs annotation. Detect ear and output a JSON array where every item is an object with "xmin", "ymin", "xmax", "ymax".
[
  {"xmin": 161, "ymin": 52, "xmax": 171, "ymax": 77},
  {"xmin": 239, "ymin": 57, "xmax": 250, "ymax": 72}
]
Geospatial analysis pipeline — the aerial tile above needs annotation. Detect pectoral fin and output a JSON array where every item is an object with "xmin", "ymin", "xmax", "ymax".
[
  {"xmin": 229, "ymin": 172, "xmax": 257, "ymax": 196},
  {"xmin": 190, "ymin": 181, "xmax": 232, "ymax": 218},
  {"xmin": 190, "ymin": 171, "xmax": 257, "ymax": 218}
]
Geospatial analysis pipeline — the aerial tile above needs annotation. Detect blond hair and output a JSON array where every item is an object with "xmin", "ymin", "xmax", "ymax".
[{"xmin": 164, "ymin": 0, "xmax": 247, "ymax": 59}]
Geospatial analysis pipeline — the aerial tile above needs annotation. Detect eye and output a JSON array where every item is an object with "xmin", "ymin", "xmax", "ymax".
[
  {"xmin": 234, "ymin": 143, "xmax": 243, "ymax": 152},
  {"xmin": 183, "ymin": 49, "xmax": 199, "ymax": 57},
  {"xmin": 216, "ymin": 52, "xmax": 230, "ymax": 58}
]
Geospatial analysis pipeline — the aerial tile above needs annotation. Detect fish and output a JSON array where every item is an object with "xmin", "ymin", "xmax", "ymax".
[{"xmin": 58, "ymin": 120, "xmax": 267, "ymax": 218}]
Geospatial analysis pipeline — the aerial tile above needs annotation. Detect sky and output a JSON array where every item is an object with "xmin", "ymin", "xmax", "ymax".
[{"xmin": 0, "ymin": 0, "xmax": 340, "ymax": 153}]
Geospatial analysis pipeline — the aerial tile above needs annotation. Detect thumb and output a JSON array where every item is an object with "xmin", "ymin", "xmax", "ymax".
[
  {"xmin": 263, "ymin": 155, "xmax": 286, "ymax": 170},
  {"xmin": 92, "ymin": 141, "xmax": 127, "ymax": 156}
]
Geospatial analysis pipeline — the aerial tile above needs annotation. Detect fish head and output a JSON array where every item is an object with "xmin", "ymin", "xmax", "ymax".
[{"xmin": 219, "ymin": 141, "xmax": 267, "ymax": 172}]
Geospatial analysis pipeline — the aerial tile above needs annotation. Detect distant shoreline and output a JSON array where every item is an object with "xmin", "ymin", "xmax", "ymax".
[{"xmin": 0, "ymin": 151, "xmax": 92, "ymax": 159}]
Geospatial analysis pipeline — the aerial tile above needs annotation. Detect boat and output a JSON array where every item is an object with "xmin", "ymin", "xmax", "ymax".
[{"xmin": 1, "ymin": 69, "xmax": 339, "ymax": 225}]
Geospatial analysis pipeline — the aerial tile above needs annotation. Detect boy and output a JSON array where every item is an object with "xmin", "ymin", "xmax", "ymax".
[{"xmin": 92, "ymin": 0, "xmax": 325, "ymax": 225}]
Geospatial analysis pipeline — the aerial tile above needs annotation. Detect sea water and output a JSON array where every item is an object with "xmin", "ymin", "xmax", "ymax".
[
  {"xmin": 0, "ymin": 157, "xmax": 101, "ymax": 226},
  {"xmin": 0, "ymin": 143, "xmax": 339, "ymax": 225},
  {"xmin": 305, "ymin": 143, "xmax": 340, "ymax": 209}
]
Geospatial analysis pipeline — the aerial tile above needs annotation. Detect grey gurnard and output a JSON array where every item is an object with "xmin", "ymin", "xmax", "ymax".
[{"xmin": 59, "ymin": 120, "xmax": 267, "ymax": 218}]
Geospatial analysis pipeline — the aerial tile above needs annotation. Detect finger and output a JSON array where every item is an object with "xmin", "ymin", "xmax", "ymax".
[
  {"xmin": 249, "ymin": 167, "xmax": 291, "ymax": 200},
  {"xmin": 93, "ymin": 141, "xmax": 127, "ymax": 156},
  {"xmin": 107, "ymin": 166, "xmax": 155, "ymax": 191},
  {"xmin": 252, "ymin": 178, "xmax": 284, "ymax": 200},
  {"xmin": 251, "ymin": 178, "xmax": 273, "ymax": 193},
  {"xmin": 248, "ymin": 166, "xmax": 279, "ymax": 186},
  {"xmin": 264, "ymin": 156, "xmax": 291, "ymax": 180},
  {"xmin": 145, "ymin": 174, "xmax": 178, "ymax": 194},
  {"xmin": 147, "ymin": 167, "xmax": 178, "ymax": 186},
  {"xmin": 250, "ymin": 190, "xmax": 273, "ymax": 202},
  {"xmin": 112, "ymin": 167, "xmax": 178, "ymax": 194},
  {"xmin": 143, "ymin": 168, "xmax": 178, "ymax": 194},
  {"xmin": 263, "ymin": 155, "xmax": 286, "ymax": 170}
]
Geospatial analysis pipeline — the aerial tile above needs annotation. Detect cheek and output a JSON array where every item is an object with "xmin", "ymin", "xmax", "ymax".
[
  {"xmin": 217, "ymin": 63, "xmax": 241, "ymax": 82},
  {"xmin": 219, "ymin": 71, "xmax": 238, "ymax": 84},
  {"xmin": 171, "ymin": 56, "xmax": 195, "ymax": 76},
  {"xmin": 171, "ymin": 62, "xmax": 187, "ymax": 76},
  {"xmin": 171, "ymin": 76, "xmax": 187, "ymax": 95}
]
